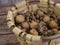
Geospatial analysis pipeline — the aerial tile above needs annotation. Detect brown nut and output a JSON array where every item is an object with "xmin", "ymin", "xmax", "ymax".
[
  {"xmin": 43, "ymin": 15, "xmax": 50, "ymax": 23},
  {"xmin": 49, "ymin": 20, "xmax": 58, "ymax": 28},
  {"xmin": 30, "ymin": 21, "xmax": 38, "ymax": 28},
  {"xmin": 15, "ymin": 15, "xmax": 25, "ymax": 23},
  {"xmin": 30, "ymin": 29, "xmax": 38, "ymax": 35},
  {"xmin": 53, "ymin": 29, "xmax": 58, "ymax": 34},
  {"xmin": 22, "ymin": 22, "xmax": 29, "ymax": 29}
]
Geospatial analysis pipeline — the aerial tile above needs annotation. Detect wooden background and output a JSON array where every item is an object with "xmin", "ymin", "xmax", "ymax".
[{"xmin": 0, "ymin": 0, "xmax": 60, "ymax": 45}]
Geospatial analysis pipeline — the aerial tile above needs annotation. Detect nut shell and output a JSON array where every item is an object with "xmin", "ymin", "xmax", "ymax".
[
  {"xmin": 49, "ymin": 20, "xmax": 58, "ymax": 28},
  {"xmin": 30, "ymin": 21, "xmax": 38, "ymax": 28},
  {"xmin": 43, "ymin": 15, "xmax": 50, "ymax": 23},
  {"xmin": 30, "ymin": 29, "xmax": 38, "ymax": 35},
  {"xmin": 15, "ymin": 15, "xmax": 25, "ymax": 23},
  {"xmin": 22, "ymin": 22, "xmax": 29, "ymax": 29}
]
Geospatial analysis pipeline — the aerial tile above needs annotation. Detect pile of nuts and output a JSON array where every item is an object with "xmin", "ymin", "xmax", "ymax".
[{"xmin": 14, "ymin": 10, "xmax": 60, "ymax": 36}]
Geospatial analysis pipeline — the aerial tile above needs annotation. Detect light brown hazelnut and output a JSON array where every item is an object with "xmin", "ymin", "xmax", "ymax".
[
  {"xmin": 43, "ymin": 15, "xmax": 50, "ymax": 23},
  {"xmin": 49, "ymin": 20, "xmax": 58, "ymax": 28},
  {"xmin": 15, "ymin": 15, "xmax": 25, "ymax": 23},
  {"xmin": 22, "ymin": 22, "xmax": 29, "ymax": 29},
  {"xmin": 30, "ymin": 21, "xmax": 38, "ymax": 28},
  {"xmin": 30, "ymin": 29, "xmax": 38, "ymax": 35}
]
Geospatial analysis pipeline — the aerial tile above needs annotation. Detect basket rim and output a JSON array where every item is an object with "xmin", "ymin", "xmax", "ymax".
[{"xmin": 11, "ymin": 1, "xmax": 60, "ymax": 40}]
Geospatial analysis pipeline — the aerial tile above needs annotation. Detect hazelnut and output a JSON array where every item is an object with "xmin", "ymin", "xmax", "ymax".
[
  {"xmin": 22, "ymin": 22, "xmax": 29, "ymax": 29},
  {"xmin": 43, "ymin": 15, "xmax": 50, "ymax": 23},
  {"xmin": 30, "ymin": 29, "xmax": 38, "ymax": 35},
  {"xmin": 49, "ymin": 20, "xmax": 58, "ymax": 28},
  {"xmin": 15, "ymin": 15, "xmax": 25, "ymax": 23},
  {"xmin": 30, "ymin": 21, "xmax": 38, "ymax": 28}
]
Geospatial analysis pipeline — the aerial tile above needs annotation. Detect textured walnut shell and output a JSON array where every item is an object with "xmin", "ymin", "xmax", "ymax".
[
  {"xmin": 15, "ymin": 15, "xmax": 25, "ymax": 23},
  {"xmin": 30, "ymin": 21, "xmax": 38, "ymax": 28},
  {"xmin": 30, "ymin": 29, "xmax": 38, "ymax": 35},
  {"xmin": 49, "ymin": 20, "xmax": 58, "ymax": 28},
  {"xmin": 43, "ymin": 15, "xmax": 50, "ymax": 23},
  {"xmin": 22, "ymin": 22, "xmax": 29, "ymax": 29}
]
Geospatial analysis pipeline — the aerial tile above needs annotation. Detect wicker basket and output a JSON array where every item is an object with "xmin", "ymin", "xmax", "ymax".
[{"xmin": 7, "ymin": 0, "xmax": 60, "ymax": 45}]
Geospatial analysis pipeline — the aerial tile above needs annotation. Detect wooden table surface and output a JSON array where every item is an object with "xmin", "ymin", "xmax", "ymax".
[{"xmin": 0, "ymin": 7, "xmax": 20, "ymax": 45}]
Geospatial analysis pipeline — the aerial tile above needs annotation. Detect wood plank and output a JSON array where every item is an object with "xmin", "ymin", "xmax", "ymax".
[
  {"xmin": 0, "ymin": 7, "xmax": 20, "ymax": 45},
  {"xmin": 0, "ymin": 34, "xmax": 20, "ymax": 45}
]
